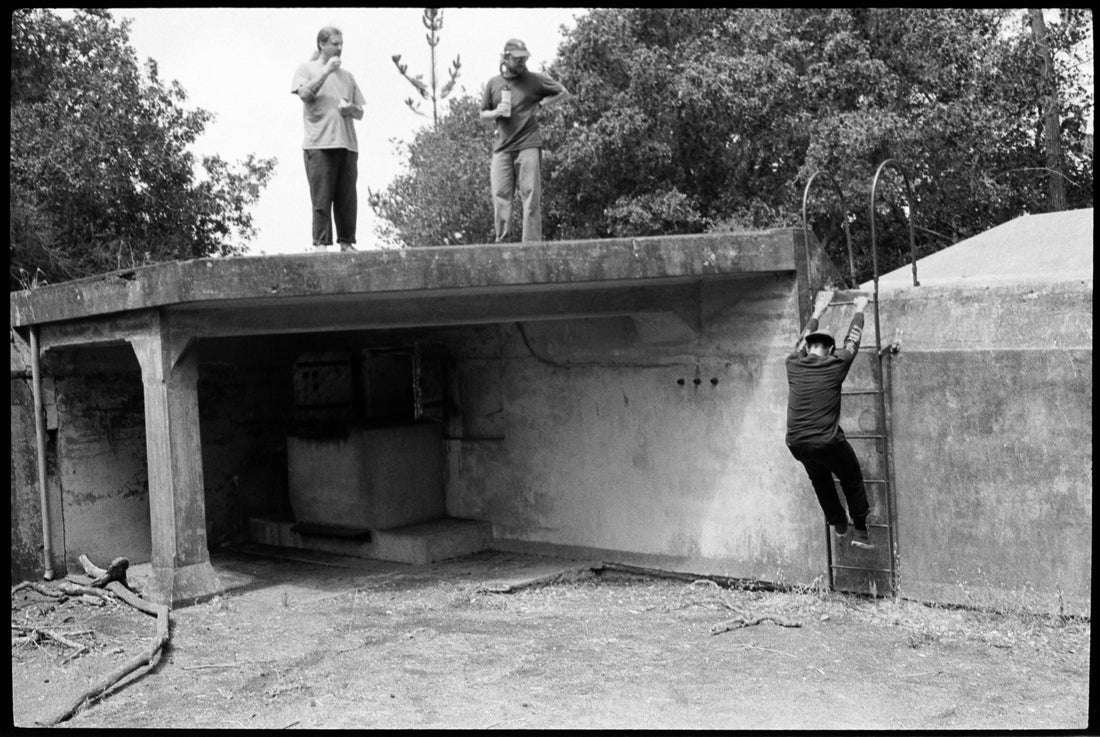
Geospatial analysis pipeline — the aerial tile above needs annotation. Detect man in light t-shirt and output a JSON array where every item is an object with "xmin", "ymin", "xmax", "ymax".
[{"xmin": 291, "ymin": 26, "xmax": 365, "ymax": 252}]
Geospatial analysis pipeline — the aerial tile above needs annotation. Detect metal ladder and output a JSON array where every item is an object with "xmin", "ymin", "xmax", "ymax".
[{"xmin": 800, "ymin": 160, "xmax": 919, "ymax": 597}]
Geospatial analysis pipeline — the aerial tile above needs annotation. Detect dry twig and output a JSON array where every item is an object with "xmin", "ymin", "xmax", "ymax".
[
  {"xmin": 710, "ymin": 615, "xmax": 802, "ymax": 635},
  {"xmin": 11, "ymin": 624, "xmax": 85, "ymax": 650}
]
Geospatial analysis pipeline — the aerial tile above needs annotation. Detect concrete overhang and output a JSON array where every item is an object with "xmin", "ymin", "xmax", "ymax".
[{"xmin": 11, "ymin": 231, "xmax": 815, "ymax": 348}]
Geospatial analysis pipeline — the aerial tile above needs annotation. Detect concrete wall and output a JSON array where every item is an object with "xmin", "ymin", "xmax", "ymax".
[
  {"xmin": 442, "ymin": 275, "xmax": 1092, "ymax": 615},
  {"xmin": 10, "ymin": 343, "xmax": 65, "ymax": 581},
  {"xmin": 11, "ymin": 270, "xmax": 1090, "ymax": 615},
  {"xmin": 55, "ymin": 368, "xmax": 152, "ymax": 570},
  {"xmin": 8, "ymin": 337, "xmax": 292, "ymax": 582},
  {"xmin": 877, "ymin": 279, "xmax": 1092, "ymax": 616},
  {"xmin": 445, "ymin": 273, "xmax": 829, "ymax": 584}
]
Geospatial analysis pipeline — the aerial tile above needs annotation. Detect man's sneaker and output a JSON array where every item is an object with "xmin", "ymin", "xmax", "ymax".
[
  {"xmin": 339, "ymin": 242, "xmax": 357, "ymax": 252},
  {"xmin": 312, "ymin": 244, "xmax": 330, "ymax": 253},
  {"xmin": 832, "ymin": 518, "xmax": 849, "ymax": 538},
  {"xmin": 851, "ymin": 528, "xmax": 875, "ymax": 549}
]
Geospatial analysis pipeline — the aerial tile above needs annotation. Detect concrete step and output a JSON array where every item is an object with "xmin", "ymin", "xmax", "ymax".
[
  {"xmin": 247, "ymin": 516, "xmax": 491, "ymax": 565},
  {"xmin": 373, "ymin": 518, "xmax": 493, "ymax": 565}
]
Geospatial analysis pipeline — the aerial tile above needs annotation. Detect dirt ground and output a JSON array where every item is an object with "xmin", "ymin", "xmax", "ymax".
[{"xmin": 9, "ymin": 546, "xmax": 1092, "ymax": 730}]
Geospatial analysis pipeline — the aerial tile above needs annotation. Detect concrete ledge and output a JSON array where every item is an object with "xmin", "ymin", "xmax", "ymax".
[
  {"xmin": 11, "ymin": 231, "xmax": 804, "ymax": 328},
  {"xmin": 248, "ymin": 516, "xmax": 491, "ymax": 565}
]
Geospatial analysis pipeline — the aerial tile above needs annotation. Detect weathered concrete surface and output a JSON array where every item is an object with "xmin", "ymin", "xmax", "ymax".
[
  {"xmin": 287, "ymin": 423, "xmax": 444, "ymax": 531},
  {"xmin": 247, "ymin": 517, "xmax": 491, "ymax": 565},
  {"xmin": 876, "ymin": 280, "xmax": 1092, "ymax": 615},
  {"xmin": 10, "ymin": 220, "xmax": 1089, "ymax": 615},
  {"xmin": 55, "ymin": 372, "xmax": 152, "ymax": 569},
  {"xmin": 10, "ymin": 231, "xmax": 811, "ymax": 330},
  {"xmin": 444, "ymin": 274, "xmax": 826, "ymax": 584},
  {"xmin": 875, "ymin": 208, "xmax": 1092, "ymax": 289},
  {"xmin": 11, "ymin": 339, "xmax": 102, "ymax": 582},
  {"xmin": 9, "ymin": 374, "xmax": 66, "ymax": 580},
  {"xmin": 129, "ymin": 326, "xmax": 221, "ymax": 606},
  {"xmin": 12, "ymin": 229, "xmax": 834, "ymax": 591}
]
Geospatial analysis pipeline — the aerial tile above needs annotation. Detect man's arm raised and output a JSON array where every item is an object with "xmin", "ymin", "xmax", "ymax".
[{"xmin": 796, "ymin": 289, "xmax": 834, "ymax": 351}]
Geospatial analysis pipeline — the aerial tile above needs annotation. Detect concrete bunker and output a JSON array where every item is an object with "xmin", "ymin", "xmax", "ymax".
[{"xmin": 10, "ymin": 215, "xmax": 1092, "ymax": 616}]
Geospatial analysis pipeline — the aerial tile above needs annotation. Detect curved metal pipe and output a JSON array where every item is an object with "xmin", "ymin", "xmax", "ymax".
[
  {"xmin": 30, "ymin": 326, "xmax": 55, "ymax": 580},
  {"xmin": 869, "ymin": 158, "xmax": 920, "ymax": 293},
  {"xmin": 801, "ymin": 170, "xmax": 856, "ymax": 307}
]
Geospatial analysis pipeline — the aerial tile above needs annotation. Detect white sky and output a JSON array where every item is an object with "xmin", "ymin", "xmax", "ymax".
[{"xmin": 108, "ymin": 7, "xmax": 583, "ymax": 255}]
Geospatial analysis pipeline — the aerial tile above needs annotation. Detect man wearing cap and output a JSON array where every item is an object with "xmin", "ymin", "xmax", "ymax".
[
  {"xmin": 479, "ymin": 38, "xmax": 568, "ymax": 243},
  {"xmin": 785, "ymin": 290, "xmax": 875, "ymax": 549}
]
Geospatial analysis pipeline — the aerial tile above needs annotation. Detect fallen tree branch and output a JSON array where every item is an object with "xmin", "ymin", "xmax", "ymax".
[
  {"xmin": 710, "ymin": 615, "xmax": 802, "ymax": 635},
  {"xmin": 11, "ymin": 581, "xmax": 66, "ymax": 599},
  {"xmin": 57, "ymin": 581, "xmax": 114, "ymax": 601},
  {"xmin": 37, "ymin": 557, "xmax": 171, "ymax": 727}
]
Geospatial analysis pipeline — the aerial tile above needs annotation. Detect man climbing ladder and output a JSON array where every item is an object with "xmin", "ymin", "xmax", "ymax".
[{"xmin": 785, "ymin": 289, "xmax": 875, "ymax": 549}]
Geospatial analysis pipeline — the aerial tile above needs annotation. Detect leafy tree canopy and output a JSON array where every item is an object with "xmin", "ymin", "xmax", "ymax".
[
  {"xmin": 370, "ymin": 96, "xmax": 494, "ymax": 248},
  {"xmin": 373, "ymin": 8, "xmax": 1092, "ymax": 283},
  {"xmin": 10, "ymin": 8, "xmax": 277, "ymax": 290}
]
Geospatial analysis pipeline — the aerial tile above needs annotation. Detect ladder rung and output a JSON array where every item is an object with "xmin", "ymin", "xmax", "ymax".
[
  {"xmin": 842, "ymin": 389, "xmax": 883, "ymax": 396},
  {"xmin": 826, "ymin": 522, "xmax": 890, "ymax": 530},
  {"xmin": 846, "ymin": 433, "xmax": 885, "ymax": 439},
  {"xmin": 864, "ymin": 479, "xmax": 889, "ymax": 485},
  {"xmin": 830, "ymin": 564, "xmax": 894, "ymax": 573}
]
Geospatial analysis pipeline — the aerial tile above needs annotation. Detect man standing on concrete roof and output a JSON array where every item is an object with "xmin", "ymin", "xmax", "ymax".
[
  {"xmin": 785, "ymin": 290, "xmax": 875, "ymax": 549},
  {"xmin": 292, "ymin": 26, "xmax": 366, "ymax": 253},
  {"xmin": 479, "ymin": 38, "xmax": 568, "ymax": 243}
]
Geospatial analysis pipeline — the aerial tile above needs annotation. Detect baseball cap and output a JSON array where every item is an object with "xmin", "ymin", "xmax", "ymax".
[
  {"xmin": 804, "ymin": 330, "xmax": 835, "ymax": 349},
  {"xmin": 503, "ymin": 39, "xmax": 530, "ymax": 58}
]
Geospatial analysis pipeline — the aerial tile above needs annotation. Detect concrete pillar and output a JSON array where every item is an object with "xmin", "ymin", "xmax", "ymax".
[{"xmin": 129, "ymin": 327, "xmax": 221, "ymax": 607}]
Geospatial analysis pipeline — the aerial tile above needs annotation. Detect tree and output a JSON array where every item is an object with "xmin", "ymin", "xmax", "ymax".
[
  {"xmin": 370, "ymin": 9, "xmax": 1092, "ymax": 283},
  {"xmin": 390, "ymin": 8, "xmax": 462, "ymax": 129},
  {"xmin": 550, "ymin": 8, "xmax": 1092, "ymax": 278},
  {"xmin": 10, "ymin": 9, "xmax": 276, "ymax": 290},
  {"xmin": 369, "ymin": 96, "xmax": 494, "ymax": 248}
]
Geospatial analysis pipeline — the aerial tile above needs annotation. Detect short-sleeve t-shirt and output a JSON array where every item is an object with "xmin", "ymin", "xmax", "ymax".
[
  {"xmin": 480, "ymin": 70, "xmax": 565, "ymax": 154},
  {"xmin": 291, "ymin": 60, "xmax": 366, "ymax": 151}
]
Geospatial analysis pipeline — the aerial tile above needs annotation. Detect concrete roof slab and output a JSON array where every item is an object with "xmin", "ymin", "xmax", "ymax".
[
  {"xmin": 12, "ymin": 231, "xmax": 802, "ymax": 330},
  {"xmin": 871, "ymin": 208, "xmax": 1093, "ymax": 290}
]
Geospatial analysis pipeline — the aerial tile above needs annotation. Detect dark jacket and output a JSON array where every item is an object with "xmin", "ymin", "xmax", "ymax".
[{"xmin": 785, "ymin": 313, "xmax": 864, "ymax": 446}]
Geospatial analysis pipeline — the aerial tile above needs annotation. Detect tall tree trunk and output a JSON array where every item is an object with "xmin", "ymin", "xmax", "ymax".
[{"xmin": 1028, "ymin": 8, "xmax": 1067, "ymax": 211}]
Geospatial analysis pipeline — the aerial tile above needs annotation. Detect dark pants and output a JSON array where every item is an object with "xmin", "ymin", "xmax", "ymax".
[
  {"xmin": 304, "ymin": 148, "xmax": 358, "ymax": 246},
  {"xmin": 788, "ymin": 439, "xmax": 870, "ymax": 528}
]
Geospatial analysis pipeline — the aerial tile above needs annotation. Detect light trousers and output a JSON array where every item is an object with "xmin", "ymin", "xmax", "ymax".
[{"xmin": 490, "ymin": 147, "xmax": 542, "ymax": 243}]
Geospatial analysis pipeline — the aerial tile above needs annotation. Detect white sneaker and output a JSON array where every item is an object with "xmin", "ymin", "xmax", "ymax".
[{"xmin": 851, "ymin": 528, "xmax": 875, "ymax": 549}]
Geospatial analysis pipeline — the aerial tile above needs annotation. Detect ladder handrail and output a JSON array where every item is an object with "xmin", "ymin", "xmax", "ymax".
[
  {"xmin": 869, "ymin": 158, "xmax": 921, "ymax": 294},
  {"xmin": 866, "ymin": 157, "xmax": 920, "ymax": 597},
  {"xmin": 809, "ymin": 161, "xmax": 919, "ymax": 597},
  {"xmin": 800, "ymin": 170, "xmax": 856, "ymax": 308}
]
